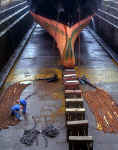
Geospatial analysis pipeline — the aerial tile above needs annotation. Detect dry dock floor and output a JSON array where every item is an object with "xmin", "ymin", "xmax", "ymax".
[{"xmin": 1, "ymin": 24, "xmax": 118, "ymax": 150}]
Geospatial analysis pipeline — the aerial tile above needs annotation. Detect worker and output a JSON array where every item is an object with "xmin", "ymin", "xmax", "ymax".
[
  {"xmin": 11, "ymin": 104, "xmax": 22, "ymax": 120},
  {"xmin": 19, "ymin": 99, "xmax": 27, "ymax": 114}
]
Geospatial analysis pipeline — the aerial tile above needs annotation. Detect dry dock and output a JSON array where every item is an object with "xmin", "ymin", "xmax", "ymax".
[{"xmin": 0, "ymin": 24, "xmax": 118, "ymax": 150}]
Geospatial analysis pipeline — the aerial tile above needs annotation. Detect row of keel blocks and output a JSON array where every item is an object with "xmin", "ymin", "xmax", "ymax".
[
  {"xmin": 63, "ymin": 68, "xmax": 93, "ymax": 150},
  {"xmin": 63, "ymin": 70, "xmax": 79, "ymax": 90}
]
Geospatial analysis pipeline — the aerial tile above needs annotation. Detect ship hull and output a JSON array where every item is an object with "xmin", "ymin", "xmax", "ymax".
[
  {"xmin": 31, "ymin": 12, "xmax": 93, "ymax": 67},
  {"xmin": 28, "ymin": 0, "xmax": 102, "ymax": 67}
]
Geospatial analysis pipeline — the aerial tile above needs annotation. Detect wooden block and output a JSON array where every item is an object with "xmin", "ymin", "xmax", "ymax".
[
  {"xmin": 64, "ymin": 81, "xmax": 80, "ymax": 90},
  {"xmin": 66, "ymin": 108, "xmax": 85, "ymax": 112},
  {"xmin": 64, "ymin": 80, "xmax": 79, "ymax": 86},
  {"xmin": 63, "ymin": 74, "xmax": 77, "ymax": 77},
  {"xmin": 63, "ymin": 71, "xmax": 76, "ymax": 75},
  {"xmin": 64, "ymin": 69, "xmax": 76, "ymax": 72},
  {"xmin": 65, "ymin": 98, "xmax": 83, "ymax": 108},
  {"xmin": 64, "ymin": 80, "xmax": 79, "ymax": 83},
  {"xmin": 63, "ymin": 76, "xmax": 77, "ymax": 81},
  {"xmin": 69, "ymin": 136, "xmax": 93, "ymax": 142},
  {"xmin": 67, "ymin": 120, "xmax": 88, "ymax": 126},
  {"xmin": 65, "ymin": 108, "xmax": 85, "ymax": 121},
  {"xmin": 69, "ymin": 136, "xmax": 93, "ymax": 150},
  {"xmin": 64, "ymin": 82, "xmax": 79, "ymax": 87},
  {"xmin": 66, "ymin": 120, "xmax": 88, "ymax": 139},
  {"xmin": 64, "ymin": 90, "xmax": 82, "ymax": 94},
  {"xmin": 66, "ymin": 98, "xmax": 83, "ymax": 102},
  {"xmin": 65, "ymin": 101, "xmax": 83, "ymax": 108},
  {"xmin": 64, "ymin": 90, "xmax": 82, "ymax": 98}
]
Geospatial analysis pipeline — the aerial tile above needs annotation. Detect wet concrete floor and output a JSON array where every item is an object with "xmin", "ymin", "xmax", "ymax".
[{"xmin": 1, "ymin": 24, "xmax": 118, "ymax": 150}]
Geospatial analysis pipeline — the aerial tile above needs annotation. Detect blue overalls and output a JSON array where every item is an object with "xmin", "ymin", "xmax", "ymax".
[
  {"xmin": 20, "ymin": 99, "xmax": 27, "ymax": 114},
  {"xmin": 11, "ymin": 104, "xmax": 21, "ymax": 120}
]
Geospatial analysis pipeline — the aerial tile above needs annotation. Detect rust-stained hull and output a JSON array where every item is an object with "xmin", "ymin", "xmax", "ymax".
[{"xmin": 31, "ymin": 12, "xmax": 93, "ymax": 67}]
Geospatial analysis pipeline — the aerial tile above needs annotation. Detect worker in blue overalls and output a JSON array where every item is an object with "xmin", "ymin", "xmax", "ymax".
[
  {"xmin": 11, "ymin": 99, "xmax": 27, "ymax": 120},
  {"xmin": 11, "ymin": 104, "xmax": 22, "ymax": 120},
  {"xmin": 19, "ymin": 99, "xmax": 27, "ymax": 114}
]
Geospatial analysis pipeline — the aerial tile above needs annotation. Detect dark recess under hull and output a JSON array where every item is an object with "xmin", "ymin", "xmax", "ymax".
[{"xmin": 27, "ymin": 0, "xmax": 102, "ymax": 26}]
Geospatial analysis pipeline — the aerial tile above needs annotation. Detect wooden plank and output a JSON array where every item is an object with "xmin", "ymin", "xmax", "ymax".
[
  {"xmin": 64, "ymin": 90, "xmax": 81, "ymax": 94},
  {"xmin": 69, "ymin": 136, "xmax": 93, "ymax": 150},
  {"xmin": 66, "ymin": 108, "xmax": 85, "ymax": 112},
  {"xmin": 66, "ymin": 98, "xmax": 83, "ymax": 102},
  {"xmin": 63, "ymin": 76, "xmax": 77, "ymax": 81},
  {"xmin": 64, "ymin": 80, "xmax": 79, "ymax": 83},
  {"xmin": 64, "ymin": 69, "xmax": 76, "ymax": 72},
  {"xmin": 67, "ymin": 120, "xmax": 88, "ymax": 126},
  {"xmin": 64, "ymin": 90, "xmax": 82, "ymax": 98},
  {"xmin": 66, "ymin": 120, "xmax": 88, "ymax": 140},
  {"xmin": 66, "ymin": 108, "xmax": 85, "ymax": 121},
  {"xmin": 69, "ymin": 136, "xmax": 93, "ymax": 142},
  {"xmin": 64, "ymin": 82, "xmax": 80, "ymax": 90},
  {"xmin": 65, "ymin": 98, "xmax": 83, "ymax": 108},
  {"xmin": 63, "ymin": 74, "xmax": 77, "ymax": 77}
]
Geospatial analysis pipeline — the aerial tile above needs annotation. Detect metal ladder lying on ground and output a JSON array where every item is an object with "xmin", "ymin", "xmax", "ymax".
[{"xmin": 63, "ymin": 69, "xmax": 93, "ymax": 150}]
